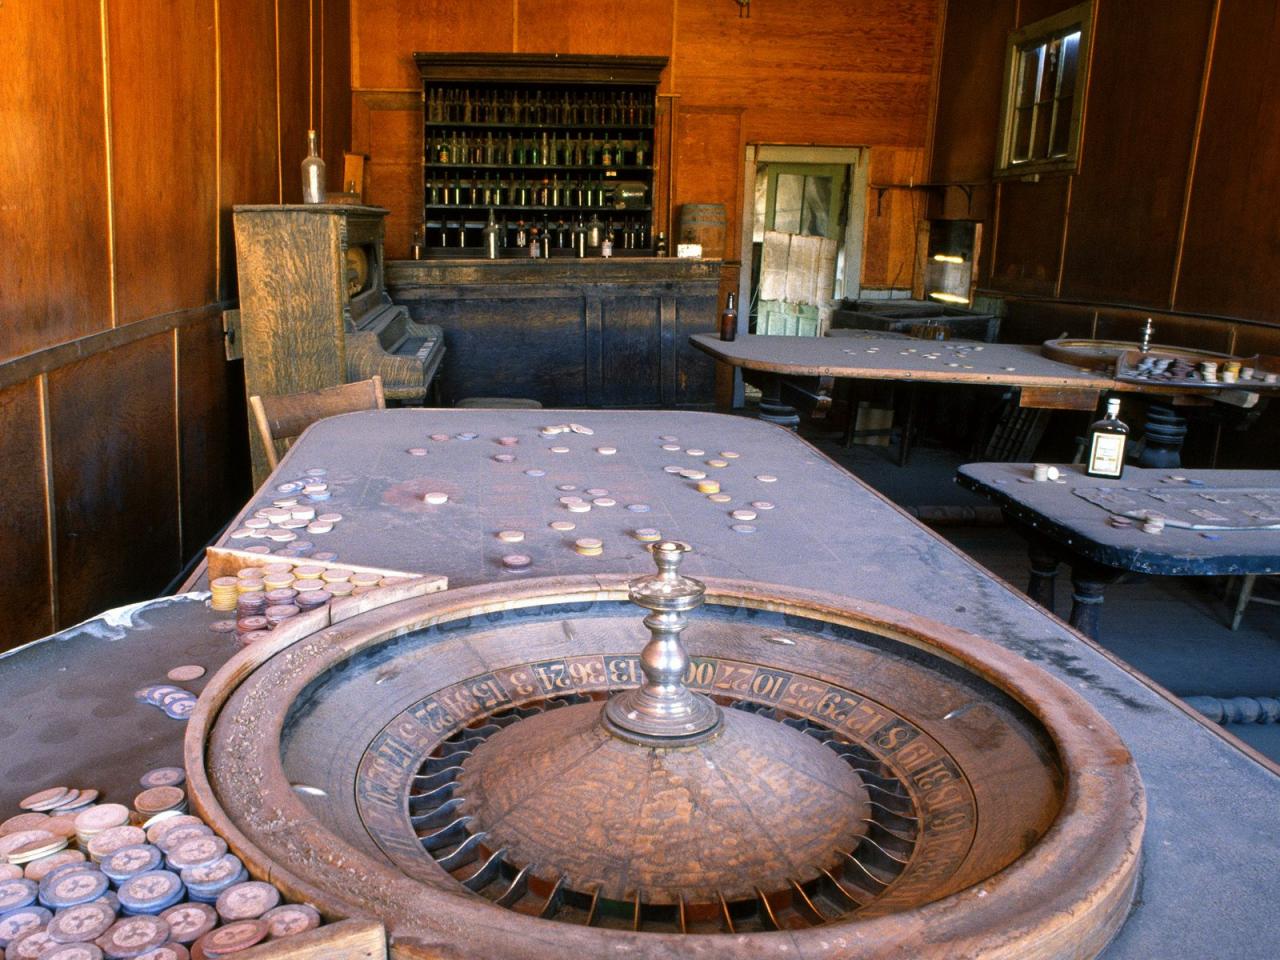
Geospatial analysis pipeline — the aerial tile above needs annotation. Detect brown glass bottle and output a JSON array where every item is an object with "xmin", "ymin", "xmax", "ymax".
[
  {"xmin": 719, "ymin": 292, "xmax": 738, "ymax": 342},
  {"xmin": 1085, "ymin": 398, "xmax": 1128, "ymax": 478}
]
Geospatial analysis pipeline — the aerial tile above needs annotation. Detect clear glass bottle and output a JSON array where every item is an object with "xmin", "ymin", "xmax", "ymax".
[
  {"xmin": 301, "ymin": 130, "xmax": 325, "ymax": 204},
  {"xmin": 1086, "ymin": 398, "xmax": 1129, "ymax": 479},
  {"xmin": 483, "ymin": 209, "xmax": 500, "ymax": 260}
]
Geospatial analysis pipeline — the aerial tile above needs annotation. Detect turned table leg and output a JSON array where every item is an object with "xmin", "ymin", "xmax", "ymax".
[{"xmin": 1026, "ymin": 540, "xmax": 1061, "ymax": 615}]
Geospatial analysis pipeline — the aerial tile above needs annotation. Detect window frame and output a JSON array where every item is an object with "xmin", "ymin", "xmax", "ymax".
[{"xmin": 994, "ymin": 2, "xmax": 1093, "ymax": 178}]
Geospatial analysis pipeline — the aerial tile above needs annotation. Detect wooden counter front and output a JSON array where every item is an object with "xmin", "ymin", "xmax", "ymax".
[{"xmin": 386, "ymin": 257, "xmax": 720, "ymax": 408}]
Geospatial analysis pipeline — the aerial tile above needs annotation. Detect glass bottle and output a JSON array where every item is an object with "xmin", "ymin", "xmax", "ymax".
[
  {"xmin": 483, "ymin": 209, "xmax": 500, "ymax": 260},
  {"xmin": 719, "ymin": 292, "xmax": 738, "ymax": 341},
  {"xmin": 1086, "ymin": 398, "xmax": 1129, "ymax": 479},
  {"xmin": 301, "ymin": 130, "xmax": 325, "ymax": 203}
]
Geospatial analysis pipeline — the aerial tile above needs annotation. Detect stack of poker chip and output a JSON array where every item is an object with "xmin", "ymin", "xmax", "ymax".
[
  {"xmin": 72, "ymin": 804, "xmax": 131, "ymax": 853},
  {"xmin": 0, "ymin": 769, "xmax": 327, "ymax": 958},
  {"xmin": 134, "ymin": 684, "xmax": 198, "ymax": 721},
  {"xmin": 208, "ymin": 577, "xmax": 239, "ymax": 612}
]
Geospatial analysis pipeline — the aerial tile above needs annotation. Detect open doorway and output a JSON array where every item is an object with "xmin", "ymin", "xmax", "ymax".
[{"xmin": 739, "ymin": 146, "xmax": 867, "ymax": 339}]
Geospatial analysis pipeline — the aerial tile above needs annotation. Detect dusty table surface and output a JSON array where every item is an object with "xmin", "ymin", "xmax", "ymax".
[
  {"xmin": 4, "ymin": 410, "xmax": 1279, "ymax": 958},
  {"xmin": 690, "ymin": 334, "xmax": 1116, "ymax": 390},
  {"xmin": 957, "ymin": 462, "xmax": 1280, "ymax": 575}
]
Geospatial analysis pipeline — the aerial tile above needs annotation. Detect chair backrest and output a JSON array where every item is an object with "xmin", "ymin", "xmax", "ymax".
[{"xmin": 249, "ymin": 376, "xmax": 386, "ymax": 471}]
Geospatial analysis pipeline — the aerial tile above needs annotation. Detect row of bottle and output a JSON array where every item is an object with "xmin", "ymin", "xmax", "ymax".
[
  {"xmin": 416, "ymin": 214, "xmax": 652, "ymax": 254},
  {"xmin": 427, "ymin": 131, "xmax": 648, "ymax": 168},
  {"xmin": 425, "ymin": 87, "xmax": 654, "ymax": 127},
  {"xmin": 425, "ymin": 175, "xmax": 644, "ymax": 210}
]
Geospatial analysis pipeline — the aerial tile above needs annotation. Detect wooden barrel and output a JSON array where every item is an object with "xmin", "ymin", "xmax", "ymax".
[{"xmin": 679, "ymin": 203, "xmax": 726, "ymax": 257}]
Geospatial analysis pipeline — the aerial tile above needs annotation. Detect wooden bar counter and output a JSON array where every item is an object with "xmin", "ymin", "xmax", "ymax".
[{"xmin": 386, "ymin": 257, "xmax": 720, "ymax": 409}]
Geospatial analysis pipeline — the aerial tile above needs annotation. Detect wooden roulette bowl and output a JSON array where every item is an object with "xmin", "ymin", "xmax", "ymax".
[{"xmin": 185, "ymin": 569, "xmax": 1144, "ymax": 959}]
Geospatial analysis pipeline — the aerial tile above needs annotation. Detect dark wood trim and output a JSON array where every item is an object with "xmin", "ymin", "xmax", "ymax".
[
  {"xmin": 414, "ymin": 53, "xmax": 668, "ymax": 86},
  {"xmin": 0, "ymin": 302, "xmax": 231, "ymax": 391}
]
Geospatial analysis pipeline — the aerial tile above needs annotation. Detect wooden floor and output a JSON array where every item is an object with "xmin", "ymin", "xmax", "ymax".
[{"xmin": 802, "ymin": 424, "xmax": 1280, "ymax": 764}]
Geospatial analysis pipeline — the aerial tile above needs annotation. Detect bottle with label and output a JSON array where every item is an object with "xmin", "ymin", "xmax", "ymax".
[
  {"xmin": 719, "ymin": 292, "xmax": 738, "ymax": 342},
  {"xmin": 1086, "ymin": 398, "xmax": 1129, "ymax": 478},
  {"xmin": 301, "ymin": 130, "xmax": 325, "ymax": 203}
]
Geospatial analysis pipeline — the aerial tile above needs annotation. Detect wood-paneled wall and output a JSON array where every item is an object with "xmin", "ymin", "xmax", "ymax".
[
  {"xmin": 0, "ymin": 0, "xmax": 351, "ymax": 650},
  {"xmin": 350, "ymin": 0, "xmax": 941, "ymax": 285},
  {"xmin": 932, "ymin": 0, "xmax": 1280, "ymax": 326}
]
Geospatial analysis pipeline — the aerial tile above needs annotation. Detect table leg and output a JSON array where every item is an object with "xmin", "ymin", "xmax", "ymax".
[
  {"xmin": 1026, "ymin": 541, "xmax": 1061, "ymax": 615},
  {"xmin": 757, "ymin": 376, "xmax": 801, "ymax": 430},
  {"xmin": 1068, "ymin": 562, "xmax": 1119, "ymax": 639}
]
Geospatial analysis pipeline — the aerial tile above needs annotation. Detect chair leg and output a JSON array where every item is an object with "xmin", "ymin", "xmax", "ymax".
[{"xmin": 1231, "ymin": 574, "xmax": 1257, "ymax": 631}]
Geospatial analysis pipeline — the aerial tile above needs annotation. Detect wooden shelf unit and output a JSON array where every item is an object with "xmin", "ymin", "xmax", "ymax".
[{"xmin": 414, "ymin": 53, "xmax": 667, "ymax": 259}]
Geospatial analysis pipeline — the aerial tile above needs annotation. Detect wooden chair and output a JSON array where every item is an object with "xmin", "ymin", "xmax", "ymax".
[{"xmin": 250, "ymin": 376, "xmax": 386, "ymax": 472}]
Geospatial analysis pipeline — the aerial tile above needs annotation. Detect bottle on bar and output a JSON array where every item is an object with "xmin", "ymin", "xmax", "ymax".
[
  {"xmin": 301, "ymin": 130, "xmax": 325, "ymax": 203},
  {"xmin": 483, "ymin": 209, "xmax": 499, "ymax": 260},
  {"xmin": 720, "ymin": 292, "xmax": 738, "ymax": 342},
  {"xmin": 1085, "ymin": 398, "xmax": 1129, "ymax": 479}
]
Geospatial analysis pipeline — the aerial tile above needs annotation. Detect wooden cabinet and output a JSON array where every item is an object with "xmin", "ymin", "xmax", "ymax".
[
  {"xmin": 386, "ymin": 257, "xmax": 718, "ymax": 408},
  {"xmin": 234, "ymin": 204, "xmax": 444, "ymax": 484},
  {"xmin": 413, "ymin": 54, "xmax": 667, "ymax": 258}
]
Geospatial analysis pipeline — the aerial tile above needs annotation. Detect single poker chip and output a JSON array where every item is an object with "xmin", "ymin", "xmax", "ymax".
[
  {"xmin": 756, "ymin": 474, "xmax": 778, "ymax": 483},
  {"xmin": 134, "ymin": 787, "xmax": 186, "ymax": 818},
  {"xmin": 153, "ymin": 824, "xmax": 212, "ymax": 855},
  {"xmin": 24, "ymin": 849, "xmax": 85, "ymax": 881},
  {"xmin": 74, "ymin": 805, "xmax": 130, "ymax": 836},
  {"xmin": 43, "ymin": 943, "xmax": 106, "ymax": 960},
  {"xmin": 180, "ymin": 855, "xmax": 245, "ymax": 902},
  {"xmin": 159, "ymin": 902, "xmax": 217, "ymax": 944},
  {"xmin": 39, "ymin": 867, "xmax": 109, "ymax": 908},
  {"xmin": 501, "ymin": 554, "xmax": 532, "ymax": 571},
  {"xmin": 0, "ymin": 877, "xmax": 38, "ymax": 912},
  {"xmin": 143, "ymin": 816, "xmax": 201, "ymax": 847},
  {"xmin": 194, "ymin": 918, "xmax": 268, "ymax": 956},
  {"xmin": 707, "ymin": 493, "xmax": 732, "ymax": 503},
  {"xmin": 117, "ymin": 869, "xmax": 184, "ymax": 914},
  {"xmin": 731, "ymin": 523, "xmax": 758, "ymax": 534},
  {"xmin": 53, "ymin": 789, "xmax": 98, "ymax": 812},
  {"xmin": 751, "ymin": 501, "xmax": 776, "ymax": 510},
  {"xmin": 164, "ymin": 836, "xmax": 226, "ymax": 872},
  {"xmin": 626, "ymin": 503, "xmax": 651, "ymax": 513},
  {"xmin": 215, "ymin": 881, "xmax": 280, "ymax": 922},
  {"xmin": 523, "ymin": 468, "xmax": 546, "ymax": 477},
  {"xmin": 165, "ymin": 665, "xmax": 205, "ymax": 683},
  {"xmin": 162, "ymin": 697, "xmax": 196, "ymax": 721},
  {"xmin": 47, "ymin": 899, "xmax": 117, "ymax": 943},
  {"xmin": 261, "ymin": 902, "xmax": 321, "ymax": 939},
  {"xmin": 19, "ymin": 788, "xmax": 69, "ymax": 812},
  {"xmin": 6, "ymin": 927, "xmax": 58, "ymax": 960},
  {"xmin": 87, "ymin": 826, "xmax": 147, "ymax": 861},
  {"xmin": 0, "ymin": 814, "xmax": 50, "ymax": 836},
  {"xmin": 556, "ymin": 484, "xmax": 577, "ymax": 491},
  {"xmin": 549, "ymin": 521, "xmax": 576, "ymax": 532},
  {"xmin": 0, "ymin": 905, "xmax": 51, "ymax": 948},
  {"xmin": 95, "ymin": 914, "xmax": 170, "ymax": 958},
  {"xmin": 101, "ymin": 845, "xmax": 163, "ymax": 883},
  {"xmin": 132, "ymin": 943, "xmax": 187, "ymax": 960},
  {"xmin": 0, "ymin": 830, "xmax": 58, "ymax": 861},
  {"xmin": 139, "ymin": 768, "xmax": 185, "ymax": 790}
]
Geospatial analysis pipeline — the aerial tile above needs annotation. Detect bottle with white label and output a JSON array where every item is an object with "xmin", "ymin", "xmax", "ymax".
[{"xmin": 1086, "ymin": 398, "xmax": 1129, "ymax": 478}]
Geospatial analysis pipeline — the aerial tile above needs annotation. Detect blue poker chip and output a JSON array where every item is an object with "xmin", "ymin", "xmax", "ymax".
[
  {"xmin": 305, "ymin": 491, "xmax": 331, "ymax": 502},
  {"xmin": 102, "ymin": 844, "xmax": 163, "ymax": 883},
  {"xmin": 181, "ymin": 854, "xmax": 246, "ymax": 901},
  {"xmin": 0, "ymin": 905, "xmax": 51, "ymax": 947},
  {"xmin": 0, "ymin": 878, "xmax": 38, "ymax": 914},
  {"xmin": 627, "ymin": 503, "xmax": 651, "ymax": 513},
  {"xmin": 162, "ymin": 696, "xmax": 197, "ymax": 720},
  {"xmin": 456, "ymin": 432, "xmax": 478, "ymax": 440},
  {"xmin": 38, "ymin": 867, "xmax": 108, "ymax": 908},
  {"xmin": 117, "ymin": 870, "xmax": 185, "ymax": 915},
  {"xmin": 524, "ymin": 469, "xmax": 546, "ymax": 477}
]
